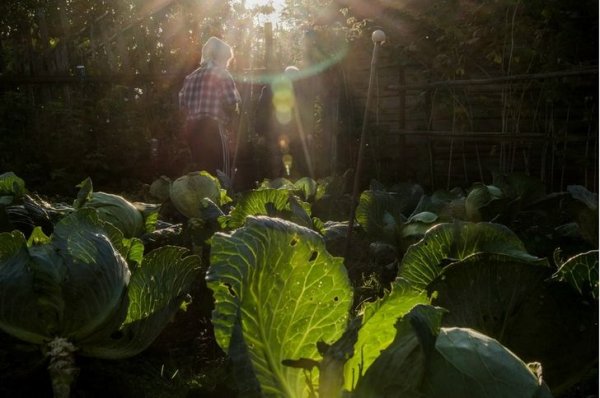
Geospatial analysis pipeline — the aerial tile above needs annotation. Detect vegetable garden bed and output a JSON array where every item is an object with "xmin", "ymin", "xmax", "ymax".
[{"xmin": 0, "ymin": 171, "xmax": 597, "ymax": 398}]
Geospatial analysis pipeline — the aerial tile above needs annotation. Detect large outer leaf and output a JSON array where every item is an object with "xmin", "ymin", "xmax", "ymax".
[
  {"xmin": 222, "ymin": 189, "xmax": 312, "ymax": 230},
  {"xmin": 0, "ymin": 231, "xmax": 62, "ymax": 344},
  {"xmin": 84, "ymin": 192, "xmax": 145, "ymax": 238},
  {"xmin": 398, "ymin": 221, "xmax": 540, "ymax": 290},
  {"xmin": 428, "ymin": 253, "xmax": 550, "ymax": 341},
  {"xmin": 424, "ymin": 328, "xmax": 552, "ymax": 398},
  {"xmin": 552, "ymin": 250, "xmax": 599, "ymax": 299},
  {"xmin": 52, "ymin": 209, "xmax": 131, "ymax": 341},
  {"xmin": 567, "ymin": 185, "xmax": 599, "ymax": 247},
  {"xmin": 429, "ymin": 253, "xmax": 597, "ymax": 393},
  {"xmin": 207, "ymin": 216, "xmax": 352, "ymax": 397},
  {"xmin": 354, "ymin": 305, "xmax": 551, "ymax": 398},
  {"xmin": 0, "ymin": 171, "xmax": 26, "ymax": 199},
  {"xmin": 494, "ymin": 172, "xmax": 546, "ymax": 206},
  {"xmin": 352, "ymin": 305, "xmax": 445, "ymax": 398},
  {"xmin": 80, "ymin": 246, "xmax": 201, "ymax": 359},
  {"xmin": 343, "ymin": 279, "xmax": 429, "ymax": 390},
  {"xmin": 100, "ymin": 221, "xmax": 145, "ymax": 270}
]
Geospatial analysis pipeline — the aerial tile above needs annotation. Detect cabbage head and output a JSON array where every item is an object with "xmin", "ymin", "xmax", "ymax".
[
  {"xmin": 0, "ymin": 208, "xmax": 201, "ymax": 398},
  {"xmin": 170, "ymin": 171, "xmax": 231, "ymax": 218},
  {"xmin": 73, "ymin": 178, "xmax": 146, "ymax": 238},
  {"xmin": 149, "ymin": 175, "xmax": 172, "ymax": 202},
  {"xmin": 83, "ymin": 192, "xmax": 145, "ymax": 237}
]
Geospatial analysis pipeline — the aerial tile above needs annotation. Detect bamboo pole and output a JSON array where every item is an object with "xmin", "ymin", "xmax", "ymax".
[
  {"xmin": 559, "ymin": 105, "xmax": 571, "ymax": 191},
  {"xmin": 397, "ymin": 66, "xmax": 406, "ymax": 180},
  {"xmin": 344, "ymin": 30, "xmax": 386, "ymax": 260},
  {"xmin": 447, "ymin": 138, "xmax": 454, "ymax": 190},
  {"xmin": 264, "ymin": 22, "xmax": 273, "ymax": 72}
]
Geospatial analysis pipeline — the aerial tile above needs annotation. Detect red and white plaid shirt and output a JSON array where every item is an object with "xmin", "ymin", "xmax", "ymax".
[{"xmin": 179, "ymin": 61, "xmax": 241, "ymax": 124}]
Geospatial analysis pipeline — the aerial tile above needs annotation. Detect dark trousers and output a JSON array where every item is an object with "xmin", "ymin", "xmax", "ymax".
[{"xmin": 184, "ymin": 118, "xmax": 227, "ymax": 176}]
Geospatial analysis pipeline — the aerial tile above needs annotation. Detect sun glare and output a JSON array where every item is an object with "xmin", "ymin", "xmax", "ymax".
[{"xmin": 244, "ymin": 0, "xmax": 286, "ymax": 23}]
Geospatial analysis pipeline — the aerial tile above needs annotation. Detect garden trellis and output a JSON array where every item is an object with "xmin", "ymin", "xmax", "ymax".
[{"xmin": 342, "ymin": 36, "xmax": 598, "ymax": 192}]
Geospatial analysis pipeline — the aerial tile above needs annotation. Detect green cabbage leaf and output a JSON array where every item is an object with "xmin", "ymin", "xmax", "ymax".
[
  {"xmin": 429, "ymin": 252, "xmax": 597, "ymax": 393},
  {"xmin": 220, "ymin": 189, "xmax": 312, "ymax": 230},
  {"xmin": 0, "ymin": 208, "xmax": 130, "ymax": 345},
  {"xmin": 464, "ymin": 183, "xmax": 507, "ymax": 222},
  {"xmin": 343, "ymin": 279, "xmax": 429, "ymax": 390},
  {"xmin": 398, "ymin": 221, "xmax": 542, "ymax": 290},
  {"xmin": 355, "ymin": 190, "xmax": 407, "ymax": 245},
  {"xmin": 0, "ymin": 171, "xmax": 26, "ymax": 204},
  {"xmin": 169, "ymin": 171, "xmax": 231, "ymax": 219},
  {"xmin": 80, "ymin": 245, "xmax": 201, "ymax": 358},
  {"xmin": 353, "ymin": 305, "xmax": 553, "ymax": 398},
  {"xmin": 207, "ymin": 216, "xmax": 352, "ymax": 397},
  {"xmin": 552, "ymin": 250, "xmax": 599, "ymax": 299},
  {"xmin": 73, "ymin": 178, "xmax": 153, "ymax": 238},
  {"xmin": 0, "ymin": 208, "xmax": 200, "ymax": 360}
]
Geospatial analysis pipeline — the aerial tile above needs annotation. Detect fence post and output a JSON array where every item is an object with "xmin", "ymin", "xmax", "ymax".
[
  {"xmin": 425, "ymin": 88, "xmax": 435, "ymax": 189},
  {"xmin": 344, "ymin": 30, "xmax": 386, "ymax": 259},
  {"xmin": 264, "ymin": 22, "xmax": 273, "ymax": 72},
  {"xmin": 398, "ymin": 65, "xmax": 406, "ymax": 180}
]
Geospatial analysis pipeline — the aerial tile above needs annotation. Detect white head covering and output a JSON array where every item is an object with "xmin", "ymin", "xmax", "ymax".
[{"xmin": 201, "ymin": 37, "xmax": 234, "ymax": 68}]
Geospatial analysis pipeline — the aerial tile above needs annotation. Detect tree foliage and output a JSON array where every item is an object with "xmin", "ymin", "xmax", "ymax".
[{"xmin": 0, "ymin": 0, "xmax": 595, "ymax": 192}]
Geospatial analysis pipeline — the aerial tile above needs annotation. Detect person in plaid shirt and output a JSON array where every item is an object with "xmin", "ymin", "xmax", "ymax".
[{"xmin": 179, "ymin": 36, "xmax": 241, "ymax": 178}]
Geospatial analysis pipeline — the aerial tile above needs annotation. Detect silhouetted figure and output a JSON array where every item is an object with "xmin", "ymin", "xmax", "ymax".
[{"xmin": 179, "ymin": 37, "xmax": 241, "ymax": 178}]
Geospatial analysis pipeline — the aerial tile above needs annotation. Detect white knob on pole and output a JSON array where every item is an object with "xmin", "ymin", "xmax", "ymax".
[{"xmin": 372, "ymin": 29, "xmax": 386, "ymax": 43}]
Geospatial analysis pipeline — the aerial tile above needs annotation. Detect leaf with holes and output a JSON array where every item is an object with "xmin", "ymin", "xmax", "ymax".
[
  {"xmin": 398, "ymin": 221, "xmax": 542, "ymax": 290},
  {"xmin": 553, "ymin": 250, "xmax": 599, "ymax": 300},
  {"xmin": 207, "ymin": 216, "xmax": 353, "ymax": 397},
  {"xmin": 219, "ymin": 189, "xmax": 312, "ymax": 230}
]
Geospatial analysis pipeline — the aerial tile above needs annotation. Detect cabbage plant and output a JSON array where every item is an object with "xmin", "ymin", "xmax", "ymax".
[
  {"xmin": 0, "ymin": 209, "xmax": 201, "ymax": 398},
  {"xmin": 352, "ymin": 305, "xmax": 552, "ymax": 398},
  {"xmin": 398, "ymin": 221, "xmax": 597, "ymax": 393},
  {"xmin": 355, "ymin": 190, "xmax": 407, "ymax": 245},
  {"xmin": 74, "ymin": 177, "xmax": 158, "ymax": 238},
  {"xmin": 169, "ymin": 171, "xmax": 231, "ymax": 219},
  {"xmin": 207, "ymin": 216, "xmax": 554, "ymax": 397}
]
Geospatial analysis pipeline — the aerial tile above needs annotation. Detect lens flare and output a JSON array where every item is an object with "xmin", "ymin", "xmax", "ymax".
[
  {"xmin": 282, "ymin": 154, "xmax": 293, "ymax": 176},
  {"xmin": 278, "ymin": 135, "xmax": 289, "ymax": 152},
  {"xmin": 230, "ymin": 36, "xmax": 349, "ymax": 86},
  {"xmin": 272, "ymin": 77, "xmax": 295, "ymax": 124}
]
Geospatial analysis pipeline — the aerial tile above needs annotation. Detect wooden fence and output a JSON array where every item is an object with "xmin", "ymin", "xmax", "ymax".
[{"xmin": 341, "ymin": 40, "xmax": 599, "ymax": 192}]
